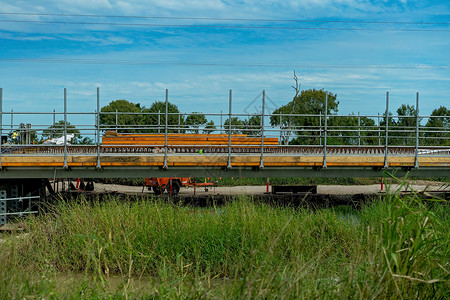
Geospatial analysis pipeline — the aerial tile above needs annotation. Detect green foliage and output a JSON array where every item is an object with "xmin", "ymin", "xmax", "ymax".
[
  {"xmin": 100, "ymin": 99, "xmax": 143, "ymax": 133},
  {"xmin": 224, "ymin": 117, "xmax": 245, "ymax": 134},
  {"xmin": 270, "ymin": 89, "xmax": 339, "ymax": 145},
  {"xmin": 185, "ymin": 112, "xmax": 208, "ymax": 133},
  {"xmin": 97, "ymin": 91, "xmax": 448, "ymax": 147},
  {"xmin": 100, "ymin": 99, "xmax": 184, "ymax": 133},
  {"xmin": 424, "ymin": 106, "xmax": 450, "ymax": 146},
  {"xmin": 242, "ymin": 115, "xmax": 261, "ymax": 136},
  {"xmin": 95, "ymin": 178, "xmax": 144, "ymax": 186},
  {"xmin": 392, "ymin": 104, "xmax": 419, "ymax": 146},
  {"xmin": 0, "ymin": 191, "xmax": 448, "ymax": 298},
  {"xmin": 223, "ymin": 116, "xmax": 262, "ymax": 136},
  {"xmin": 396, "ymin": 104, "xmax": 418, "ymax": 127},
  {"xmin": 42, "ymin": 120, "xmax": 81, "ymax": 139},
  {"xmin": 203, "ymin": 120, "xmax": 217, "ymax": 134},
  {"xmin": 143, "ymin": 101, "xmax": 184, "ymax": 133},
  {"xmin": 327, "ymin": 114, "xmax": 377, "ymax": 145},
  {"xmin": 353, "ymin": 180, "xmax": 450, "ymax": 298},
  {"xmin": 72, "ymin": 136, "xmax": 95, "ymax": 145},
  {"xmin": 41, "ymin": 120, "xmax": 93, "ymax": 144}
]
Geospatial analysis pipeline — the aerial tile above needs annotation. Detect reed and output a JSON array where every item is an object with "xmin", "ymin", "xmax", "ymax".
[{"xmin": 0, "ymin": 187, "xmax": 448, "ymax": 299}]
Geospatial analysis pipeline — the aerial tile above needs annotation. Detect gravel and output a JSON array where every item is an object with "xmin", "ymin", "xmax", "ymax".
[{"xmin": 92, "ymin": 182, "xmax": 449, "ymax": 196}]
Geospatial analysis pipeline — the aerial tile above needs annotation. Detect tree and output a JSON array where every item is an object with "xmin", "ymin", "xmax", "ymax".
[
  {"xmin": 394, "ymin": 104, "xmax": 419, "ymax": 145},
  {"xmin": 143, "ymin": 101, "xmax": 184, "ymax": 133},
  {"xmin": 379, "ymin": 104, "xmax": 420, "ymax": 146},
  {"xmin": 42, "ymin": 120, "xmax": 81, "ymax": 139},
  {"xmin": 242, "ymin": 115, "xmax": 262, "ymax": 136},
  {"xmin": 185, "ymin": 113, "xmax": 208, "ymax": 133},
  {"xmin": 203, "ymin": 120, "xmax": 217, "ymax": 134},
  {"xmin": 270, "ymin": 89, "xmax": 339, "ymax": 145},
  {"xmin": 327, "ymin": 115, "xmax": 376, "ymax": 145},
  {"xmin": 424, "ymin": 106, "xmax": 450, "ymax": 146},
  {"xmin": 224, "ymin": 117, "xmax": 245, "ymax": 134},
  {"xmin": 74, "ymin": 136, "xmax": 95, "ymax": 145},
  {"xmin": 41, "ymin": 120, "xmax": 94, "ymax": 144},
  {"xmin": 100, "ymin": 100, "xmax": 143, "ymax": 133},
  {"xmin": 100, "ymin": 99, "xmax": 184, "ymax": 133}
]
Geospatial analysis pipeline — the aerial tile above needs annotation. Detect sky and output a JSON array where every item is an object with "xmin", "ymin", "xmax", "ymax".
[{"xmin": 0, "ymin": 0, "xmax": 449, "ymax": 132}]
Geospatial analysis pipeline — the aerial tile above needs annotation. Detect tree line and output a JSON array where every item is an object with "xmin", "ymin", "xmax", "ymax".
[
  {"xmin": 28, "ymin": 89, "xmax": 449, "ymax": 146},
  {"xmin": 270, "ymin": 89, "xmax": 449, "ymax": 146}
]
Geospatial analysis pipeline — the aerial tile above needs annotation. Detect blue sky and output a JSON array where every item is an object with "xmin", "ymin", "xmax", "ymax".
[{"xmin": 0, "ymin": 0, "xmax": 449, "ymax": 130}]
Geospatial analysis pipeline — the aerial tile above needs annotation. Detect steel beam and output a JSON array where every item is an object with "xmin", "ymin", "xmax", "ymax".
[{"xmin": 0, "ymin": 166, "xmax": 447, "ymax": 179}]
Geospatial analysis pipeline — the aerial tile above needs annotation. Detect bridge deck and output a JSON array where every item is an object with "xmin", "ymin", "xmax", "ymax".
[
  {"xmin": 2, "ymin": 154, "xmax": 450, "ymax": 168},
  {"xmin": 0, "ymin": 151, "xmax": 449, "ymax": 179}
]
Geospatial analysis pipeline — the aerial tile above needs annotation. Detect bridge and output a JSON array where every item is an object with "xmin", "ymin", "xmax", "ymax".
[{"xmin": 0, "ymin": 88, "xmax": 449, "ymax": 179}]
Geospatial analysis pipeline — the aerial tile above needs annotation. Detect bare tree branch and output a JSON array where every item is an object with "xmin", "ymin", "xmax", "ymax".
[{"xmin": 284, "ymin": 71, "xmax": 300, "ymax": 145}]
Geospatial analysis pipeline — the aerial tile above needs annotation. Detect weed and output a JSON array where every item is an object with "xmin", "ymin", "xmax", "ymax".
[{"xmin": 0, "ymin": 188, "xmax": 448, "ymax": 299}]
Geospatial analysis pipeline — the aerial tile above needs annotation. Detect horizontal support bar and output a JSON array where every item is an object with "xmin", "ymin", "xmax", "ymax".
[
  {"xmin": 0, "ymin": 211, "xmax": 39, "ymax": 216},
  {"xmin": 0, "ymin": 196, "xmax": 40, "ymax": 201},
  {"xmin": 0, "ymin": 166, "xmax": 448, "ymax": 179}
]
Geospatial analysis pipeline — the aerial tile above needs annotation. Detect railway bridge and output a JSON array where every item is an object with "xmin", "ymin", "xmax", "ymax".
[
  {"xmin": 0, "ymin": 88, "xmax": 448, "ymax": 179},
  {"xmin": 1, "ymin": 141, "xmax": 449, "ymax": 179},
  {"xmin": 0, "ymin": 88, "xmax": 449, "ymax": 226}
]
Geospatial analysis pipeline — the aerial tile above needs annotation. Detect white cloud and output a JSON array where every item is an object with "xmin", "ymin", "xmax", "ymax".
[
  {"xmin": 0, "ymin": 0, "xmax": 424, "ymax": 21},
  {"xmin": 64, "ymin": 34, "xmax": 134, "ymax": 45},
  {"xmin": 0, "ymin": 32, "xmax": 56, "ymax": 41}
]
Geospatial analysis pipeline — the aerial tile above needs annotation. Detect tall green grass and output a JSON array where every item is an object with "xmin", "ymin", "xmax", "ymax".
[{"xmin": 0, "ymin": 191, "xmax": 448, "ymax": 299}]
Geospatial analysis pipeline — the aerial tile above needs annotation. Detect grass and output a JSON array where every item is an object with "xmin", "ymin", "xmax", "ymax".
[{"xmin": 0, "ymin": 187, "xmax": 448, "ymax": 299}]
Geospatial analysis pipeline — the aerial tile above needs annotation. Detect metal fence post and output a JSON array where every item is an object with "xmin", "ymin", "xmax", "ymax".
[
  {"xmin": 115, "ymin": 109, "xmax": 118, "ymax": 132},
  {"xmin": 414, "ymin": 92, "xmax": 420, "ymax": 168},
  {"xmin": 323, "ymin": 92, "xmax": 327, "ymax": 168},
  {"xmin": 319, "ymin": 111, "xmax": 322, "ymax": 146},
  {"xmin": 358, "ymin": 111, "xmax": 361, "ymax": 146},
  {"xmin": 52, "ymin": 109, "xmax": 56, "ymax": 138},
  {"xmin": 63, "ymin": 88, "xmax": 68, "ymax": 169},
  {"xmin": 227, "ymin": 90, "xmax": 232, "ymax": 169},
  {"xmin": 384, "ymin": 92, "xmax": 389, "ymax": 168},
  {"xmin": 378, "ymin": 113, "xmax": 381, "ymax": 146},
  {"xmin": 279, "ymin": 115, "xmax": 283, "ymax": 145},
  {"xmin": 260, "ymin": 90, "xmax": 265, "ymax": 169},
  {"xmin": 96, "ymin": 87, "xmax": 101, "ymax": 169},
  {"xmin": 10, "ymin": 109, "xmax": 13, "ymax": 133},
  {"xmin": 158, "ymin": 110, "xmax": 160, "ymax": 134},
  {"xmin": 163, "ymin": 89, "xmax": 168, "ymax": 170},
  {"xmin": 178, "ymin": 114, "xmax": 181, "ymax": 133}
]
